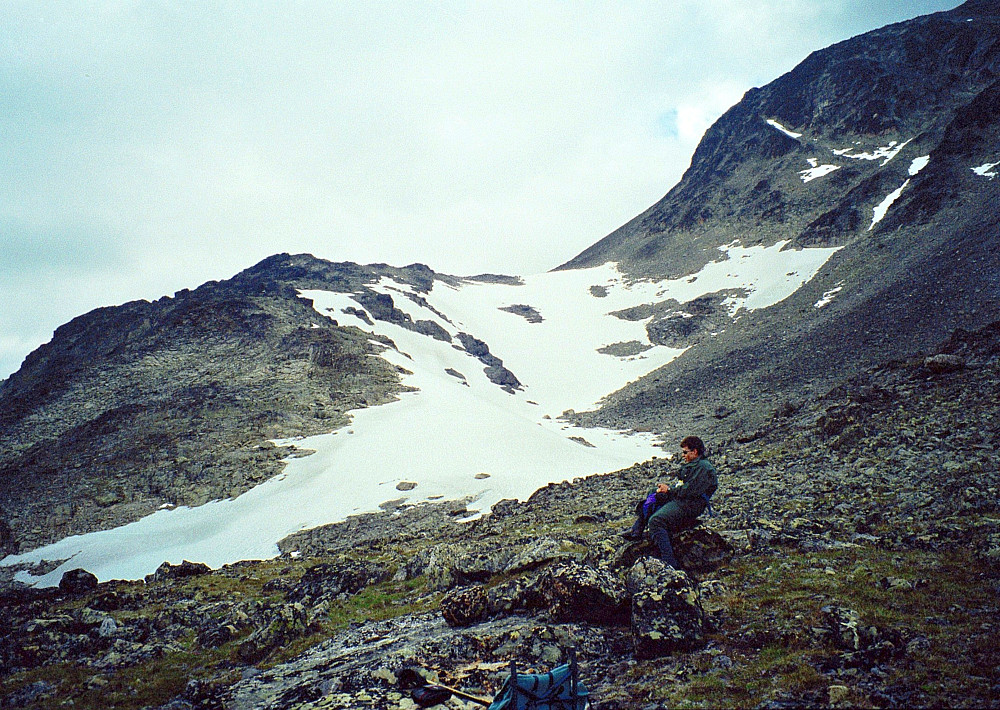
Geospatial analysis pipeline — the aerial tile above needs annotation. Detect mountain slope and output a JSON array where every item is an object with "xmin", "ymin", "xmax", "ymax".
[
  {"xmin": 2, "ymin": 242, "xmax": 846, "ymax": 584},
  {"xmin": 562, "ymin": 0, "xmax": 1000, "ymax": 439}
]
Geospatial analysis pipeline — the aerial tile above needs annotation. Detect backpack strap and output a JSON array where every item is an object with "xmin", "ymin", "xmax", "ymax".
[{"xmin": 701, "ymin": 492, "xmax": 715, "ymax": 518}]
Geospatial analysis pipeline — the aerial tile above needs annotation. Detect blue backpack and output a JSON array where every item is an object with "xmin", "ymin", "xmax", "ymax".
[{"xmin": 487, "ymin": 652, "xmax": 590, "ymax": 710}]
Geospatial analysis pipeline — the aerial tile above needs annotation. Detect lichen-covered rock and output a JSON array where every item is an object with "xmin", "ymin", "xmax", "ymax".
[
  {"xmin": 441, "ymin": 566, "xmax": 557, "ymax": 627},
  {"xmin": 440, "ymin": 584, "xmax": 490, "ymax": 627},
  {"xmin": 612, "ymin": 524, "xmax": 732, "ymax": 572},
  {"xmin": 452, "ymin": 547, "xmax": 516, "ymax": 582},
  {"xmin": 503, "ymin": 537, "xmax": 569, "ymax": 574},
  {"xmin": 287, "ymin": 559, "xmax": 394, "ymax": 605},
  {"xmin": 486, "ymin": 574, "xmax": 548, "ymax": 616},
  {"xmin": 236, "ymin": 603, "xmax": 309, "ymax": 664},
  {"xmin": 628, "ymin": 559, "xmax": 704, "ymax": 658},
  {"xmin": 541, "ymin": 562, "xmax": 628, "ymax": 625},
  {"xmin": 696, "ymin": 578, "xmax": 728, "ymax": 632},
  {"xmin": 673, "ymin": 526, "xmax": 734, "ymax": 572}
]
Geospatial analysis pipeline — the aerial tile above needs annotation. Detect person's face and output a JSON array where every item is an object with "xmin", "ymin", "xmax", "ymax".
[{"xmin": 681, "ymin": 446, "xmax": 698, "ymax": 463}]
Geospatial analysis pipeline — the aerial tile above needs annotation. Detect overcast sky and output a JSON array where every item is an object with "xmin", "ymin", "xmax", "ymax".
[{"xmin": 2, "ymin": 1, "xmax": 963, "ymax": 380}]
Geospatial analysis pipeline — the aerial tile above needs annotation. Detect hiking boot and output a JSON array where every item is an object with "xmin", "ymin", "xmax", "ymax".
[{"xmin": 620, "ymin": 529, "xmax": 643, "ymax": 541}]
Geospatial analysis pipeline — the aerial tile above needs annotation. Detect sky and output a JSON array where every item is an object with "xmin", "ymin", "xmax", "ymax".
[{"xmin": 1, "ymin": 1, "xmax": 964, "ymax": 380}]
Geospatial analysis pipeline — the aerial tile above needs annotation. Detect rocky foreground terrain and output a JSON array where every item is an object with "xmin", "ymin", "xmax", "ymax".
[{"xmin": 2, "ymin": 319, "xmax": 998, "ymax": 709}]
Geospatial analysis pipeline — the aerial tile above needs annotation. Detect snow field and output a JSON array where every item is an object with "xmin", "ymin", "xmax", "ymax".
[{"xmin": 2, "ymin": 245, "xmax": 843, "ymax": 586}]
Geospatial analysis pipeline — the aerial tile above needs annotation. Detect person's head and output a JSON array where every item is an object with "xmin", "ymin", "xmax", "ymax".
[{"xmin": 680, "ymin": 436, "xmax": 706, "ymax": 462}]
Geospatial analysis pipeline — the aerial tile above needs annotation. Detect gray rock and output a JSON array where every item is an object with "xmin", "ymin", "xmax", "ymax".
[
  {"xmin": 145, "ymin": 560, "xmax": 211, "ymax": 584},
  {"xmin": 503, "ymin": 537, "xmax": 567, "ymax": 574},
  {"xmin": 628, "ymin": 559, "xmax": 705, "ymax": 658},
  {"xmin": 923, "ymin": 353, "xmax": 965, "ymax": 374},
  {"xmin": 673, "ymin": 525, "xmax": 735, "ymax": 572},
  {"xmin": 97, "ymin": 617, "xmax": 119, "ymax": 638}
]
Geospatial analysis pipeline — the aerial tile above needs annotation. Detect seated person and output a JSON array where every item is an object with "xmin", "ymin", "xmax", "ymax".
[{"xmin": 622, "ymin": 436, "xmax": 718, "ymax": 568}]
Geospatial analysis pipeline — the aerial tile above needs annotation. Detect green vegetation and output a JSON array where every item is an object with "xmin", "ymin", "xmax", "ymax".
[
  {"xmin": 324, "ymin": 576, "xmax": 438, "ymax": 631},
  {"xmin": 0, "ymin": 558, "xmax": 440, "ymax": 710},
  {"xmin": 646, "ymin": 546, "xmax": 998, "ymax": 708}
]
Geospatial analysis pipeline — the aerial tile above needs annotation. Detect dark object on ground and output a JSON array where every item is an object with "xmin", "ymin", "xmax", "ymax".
[
  {"xmin": 412, "ymin": 685, "xmax": 455, "ymax": 707},
  {"xmin": 399, "ymin": 667, "xmax": 491, "ymax": 707}
]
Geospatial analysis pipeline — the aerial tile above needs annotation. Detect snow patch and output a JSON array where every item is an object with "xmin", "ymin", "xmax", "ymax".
[
  {"xmin": 869, "ymin": 180, "xmax": 910, "ymax": 229},
  {"xmin": 814, "ymin": 282, "xmax": 845, "ymax": 309},
  {"xmin": 766, "ymin": 119, "xmax": 802, "ymax": 139},
  {"xmin": 800, "ymin": 159, "xmax": 841, "ymax": 183},
  {"xmin": 834, "ymin": 139, "xmax": 911, "ymax": 166},
  {"xmin": 909, "ymin": 155, "xmax": 930, "ymax": 176},
  {"xmin": 972, "ymin": 161, "xmax": 999, "ymax": 179}
]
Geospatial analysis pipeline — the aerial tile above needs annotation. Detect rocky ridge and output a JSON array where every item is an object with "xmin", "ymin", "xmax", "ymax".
[
  {"xmin": 0, "ymin": 259, "xmax": 412, "ymax": 555},
  {"xmin": 2, "ymin": 319, "xmax": 998, "ymax": 709},
  {"xmin": 0, "ymin": 254, "xmax": 532, "ymax": 555}
]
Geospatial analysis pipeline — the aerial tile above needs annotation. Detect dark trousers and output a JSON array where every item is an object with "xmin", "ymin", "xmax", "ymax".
[{"xmin": 646, "ymin": 502, "xmax": 696, "ymax": 568}]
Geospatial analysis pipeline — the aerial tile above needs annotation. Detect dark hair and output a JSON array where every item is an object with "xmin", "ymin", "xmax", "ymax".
[{"xmin": 681, "ymin": 436, "xmax": 706, "ymax": 457}]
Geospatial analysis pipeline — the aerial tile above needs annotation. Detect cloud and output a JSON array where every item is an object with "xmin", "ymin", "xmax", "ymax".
[{"xmin": 0, "ymin": 1, "xmax": 964, "ymax": 379}]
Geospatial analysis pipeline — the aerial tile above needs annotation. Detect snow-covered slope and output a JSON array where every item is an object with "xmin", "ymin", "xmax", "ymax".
[{"xmin": 3, "ymin": 242, "xmax": 840, "ymax": 586}]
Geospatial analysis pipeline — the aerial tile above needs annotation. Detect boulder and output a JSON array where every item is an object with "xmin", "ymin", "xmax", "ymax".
[
  {"xmin": 628, "ymin": 559, "xmax": 705, "ymax": 658},
  {"xmin": 487, "ymin": 574, "xmax": 547, "ymax": 616},
  {"xmin": 923, "ymin": 353, "xmax": 965, "ymax": 374},
  {"xmin": 59, "ymin": 569, "xmax": 98, "ymax": 594},
  {"xmin": 440, "ymin": 572, "xmax": 549, "ymax": 627},
  {"xmin": 613, "ymin": 524, "xmax": 733, "ymax": 572},
  {"xmin": 541, "ymin": 562, "xmax": 628, "ymax": 625},
  {"xmin": 440, "ymin": 585, "xmax": 490, "ymax": 627},
  {"xmin": 288, "ymin": 559, "xmax": 393, "ymax": 603},
  {"xmin": 489, "ymin": 499, "xmax": 521, "ymax": 519},
  {"xmin": 236, "ymin": 603, "xmax": 308, "ymax": 664},
  {"xmin": 145, "ymin": 560, "xmax": 211, "ymax": 583},
  {"xmin": 673, "ymin": 526, "xmax": 735, "ymax": 572},
  {"xmin": 502, "ymin": 537, "xmax": 569, "ymax": 574},
  {"xmin": 453, "ymin": 547, "xmax": 516, "ymax": 582}
]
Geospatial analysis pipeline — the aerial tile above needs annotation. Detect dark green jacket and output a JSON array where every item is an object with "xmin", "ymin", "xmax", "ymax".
[
  {"xmin": 674, "ymin": 457, "xmax": 718, "ymax": 517},
  {"xmin": 648, "ymin": 456, "xmax": 719, "ymax": 519}
]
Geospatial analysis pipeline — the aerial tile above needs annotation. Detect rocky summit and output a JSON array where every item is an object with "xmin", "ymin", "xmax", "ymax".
[{"xmin": 2, "ymin": 2, "xmax": 1000, "ymax": 709}]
